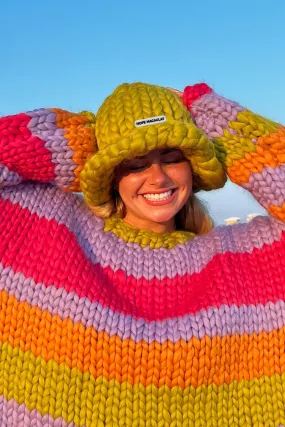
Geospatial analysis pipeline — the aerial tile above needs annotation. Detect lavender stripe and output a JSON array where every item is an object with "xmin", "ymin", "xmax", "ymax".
[
  {"xmin": 0, "ymin": 164, "xmax": 23, "ymax": 187},
  {"xmin": 1, "ymin": 182, "xmax": 285, "ymax": 280},
  {"xmin": 0, "ymin": 395, "xmax": 77, "ymax": 427},
  {"xmin": 191, "ymin": 93, "xmax": 245, "ymax": 138},
  {"xmin": 27, "ymin": 109, "xmax": 77, "ymax": 189},
  {"xmin": 1, "ymin": 261, "xmax": 285, "ymax": 344},
  {"xmin": 243, "ymin": 164, "xmax": 285, "ymax": 209}
]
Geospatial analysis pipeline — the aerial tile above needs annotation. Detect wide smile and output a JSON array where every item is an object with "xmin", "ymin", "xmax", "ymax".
[{"xmin": 140, "ymin": 189, "xmax": 178, "ymax": 206}]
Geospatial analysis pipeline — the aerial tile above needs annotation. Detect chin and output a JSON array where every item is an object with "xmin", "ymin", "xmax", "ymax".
[{"xmin": 143, "ymin": 209, "xmax": 177, "ymax": 224}]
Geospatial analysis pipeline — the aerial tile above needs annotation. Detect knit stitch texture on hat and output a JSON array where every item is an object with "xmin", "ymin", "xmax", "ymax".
[{"xmin": 80, "ymin": 83, "xmax": 226, "ymax": 207}]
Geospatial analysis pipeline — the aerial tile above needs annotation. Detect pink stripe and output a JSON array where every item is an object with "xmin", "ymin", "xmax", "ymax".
[
  {"xmin": 1, "ymin": 182, "xmax": 284, "ymax": 281},
  {"xmin": 1, "ymin": 261, "xmax": 285, "ymax": 343},
  {"xmin": 1, "ymin": 196, "xmax": 285, "ymax": 320},
  {"xmin": 0, "ymin": 113, "xmax": 56, "ymax": 182},
  {"xmin": 0, "ymin": 395, "xmax": 77, "ymax": 427}
]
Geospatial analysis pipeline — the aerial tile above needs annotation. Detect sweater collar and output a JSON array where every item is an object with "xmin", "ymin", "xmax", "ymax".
[{"xmin": 103, "ymin": 215, "xmax": 195, "ymax": 249}]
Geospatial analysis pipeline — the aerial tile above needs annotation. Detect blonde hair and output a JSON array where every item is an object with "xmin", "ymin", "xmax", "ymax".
[{"xmin": 88, "ymin": 191, "xmax": 213, "ymax": 236}]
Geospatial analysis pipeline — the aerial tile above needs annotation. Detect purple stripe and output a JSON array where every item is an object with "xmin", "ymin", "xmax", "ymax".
[
  {"xmin": 0, "ymin": 395, "xmax": 77, "ymax": 427},
  {"xmin": 0, "ymin": 183, "xmax": 100, "ymax": 265},
  {"xmin": 27, "ymin": 109, "xmax": 77, "ymax": 189},
  {"xmin": 1, "ymin": 261, "xmax": 285, "ymax": 343},
  {"xmin": 0, "ymin": 182, "xmax": 285, "ymax": 280},
  {"xmin": 243, "ymin": 164, "xmax": 285, "ymax": 209},
  {"xmin": 0, "ymin": 164, "xmax": 23, "ymax": 187},
  {"xmin": 191, "ymin": 93, "xmax": 245, "ymax": 138}
]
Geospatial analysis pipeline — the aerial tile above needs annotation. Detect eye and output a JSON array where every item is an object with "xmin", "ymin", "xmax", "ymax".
[
  {"xmin": 162, "ymin": 152, "xmax": 185, "ymax": 164},
  {"xmin": 129, "ymin": 165, "xmax": 146, "ymax": 172},
  {"xmin": 126, "ymin": 161, "xmax": 149, "ymax": 172}
]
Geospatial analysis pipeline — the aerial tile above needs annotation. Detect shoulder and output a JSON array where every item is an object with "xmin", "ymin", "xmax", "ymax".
[
  {"xmin": 0, "ymin": 182, "xmax": 89, "ymax": 226},
  {"xmin": 204, "ymin": 214, "xmax": 285, "ymax": 256},
  {"xmin": 166, "ymin": 214, "xmax": 285, "ymax": 290},
  {"xmin": 178, "ymin": 214, "xmax": 285, "ymax": 274}
]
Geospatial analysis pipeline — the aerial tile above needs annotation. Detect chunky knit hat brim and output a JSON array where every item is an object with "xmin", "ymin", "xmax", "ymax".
[{"xmin": 80, "ymin": 119, "xmax": 226, "ymax": 207}]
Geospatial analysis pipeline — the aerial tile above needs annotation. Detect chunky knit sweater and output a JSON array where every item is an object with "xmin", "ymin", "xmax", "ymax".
[{"xmin": 1, "ymin": 88, "xmax": 285, "ymax": 426}]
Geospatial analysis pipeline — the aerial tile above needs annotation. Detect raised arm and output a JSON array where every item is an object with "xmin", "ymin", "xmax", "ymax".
[
  {"xmin": 0, "ymin": 108, "xmax": 96, "ymax": 192},
  {"xmin": 183, "ymin": 84, "xmax": 285, "ymax": 221}
]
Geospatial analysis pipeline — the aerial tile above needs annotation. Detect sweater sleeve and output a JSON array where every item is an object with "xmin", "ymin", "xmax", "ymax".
[
  {"xmin": 183, "ymin": 84, "xmax": 285, "ymax": 221},
  {"xmin": 0, "ymin": 108, "xmax": 96, "ymax": 192}
]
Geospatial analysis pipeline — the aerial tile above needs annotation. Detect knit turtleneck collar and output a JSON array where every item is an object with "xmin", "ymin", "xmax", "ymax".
[{"xmin": 103, "ymin": 215, "xmax": 195, "ymax": 249}]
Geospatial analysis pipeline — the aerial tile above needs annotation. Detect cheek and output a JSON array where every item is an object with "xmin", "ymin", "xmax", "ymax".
[
  {"xmin": 168, "ymin": 164, "xmax": 192, "ymax": 190},
  {"xmin": 117, "ymin": 175, "xmax": 143, "ymax": 200}
]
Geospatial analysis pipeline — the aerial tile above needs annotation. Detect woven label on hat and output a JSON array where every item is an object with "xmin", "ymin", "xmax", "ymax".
[{"xmin": 135, "ymin": 115, "xmax": 166, "ymax": 127}]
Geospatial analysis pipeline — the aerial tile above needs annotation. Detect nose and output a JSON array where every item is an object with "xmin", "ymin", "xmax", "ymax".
[{"xmin": 148, "ymin": 163, "xmax": 168, "ymax": 186}]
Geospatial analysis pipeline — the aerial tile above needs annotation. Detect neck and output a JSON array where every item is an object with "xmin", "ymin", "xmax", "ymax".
[{"xmin": 123, "ymin": 212, "xmax": 175, "ymax": 234}]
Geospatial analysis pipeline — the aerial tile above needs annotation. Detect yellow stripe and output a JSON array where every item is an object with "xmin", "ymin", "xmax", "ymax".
[
  {"xmin": 3, "ymin": 290, "xmax": 285, "ymax": 390},
  {"xmin": 1, "ymin": 340, "xmax": 285, "ymax": 427},
  {"xmin": 225, "ymin": 120, "xmax": 284, "ymax": 184}
]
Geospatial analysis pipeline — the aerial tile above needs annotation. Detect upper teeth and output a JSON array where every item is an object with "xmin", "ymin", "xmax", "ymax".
[{"xmin": 143, "ymin": 190, "xmax": 173, "ymax": 201}]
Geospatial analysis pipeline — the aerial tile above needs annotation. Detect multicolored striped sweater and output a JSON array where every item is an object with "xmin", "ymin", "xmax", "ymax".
[{"xmin": 1, "ymin": 87, "xmax": 285, "ymax": 426}]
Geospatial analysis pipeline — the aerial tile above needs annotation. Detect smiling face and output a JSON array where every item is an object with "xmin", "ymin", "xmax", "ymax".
[{"xmin": 115, "ymin": 148, "xmax": 193, "ymax": 233}]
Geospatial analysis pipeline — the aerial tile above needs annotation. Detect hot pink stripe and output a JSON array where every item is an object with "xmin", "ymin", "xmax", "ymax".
[
  {"xmin": 1, "ymin": 182, "xmax": 284, "ymax": 281},
  {"xmin": 1, "ymin": 197, "xmax": 285, "ymax": 321},
  {"xmin": 1, "ymin": 261, "xmax": 285, "ymax": 343},
  {"xmin": 0, "ymin": 113, "xmax": 56, "ymax": 182}
]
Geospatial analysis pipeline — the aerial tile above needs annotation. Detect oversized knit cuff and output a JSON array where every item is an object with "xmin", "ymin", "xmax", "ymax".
[
  {"xmin": 183, "ymin": 83, "xmax": 212, "ymax": 113},
  {"xmin": 0, "ymin": 109, "xmax": 96, "ymax": 192},
  {"xmin": 182, "ymin": 83, "xmax": 285, "ymax": 221}
]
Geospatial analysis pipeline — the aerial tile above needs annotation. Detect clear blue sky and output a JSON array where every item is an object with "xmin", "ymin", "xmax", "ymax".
[{"xmin": 1, "ymin": 0, "xmax": 284, "ymax": 224}]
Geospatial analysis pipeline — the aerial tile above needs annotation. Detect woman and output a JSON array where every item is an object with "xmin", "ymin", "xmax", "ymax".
[{"xmin": 0, "ymin": 82, "xmax": 285, "ymax": 426}]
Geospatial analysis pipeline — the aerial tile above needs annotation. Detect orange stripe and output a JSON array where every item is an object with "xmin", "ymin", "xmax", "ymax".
[
  {"xmin": 268, "ymin": 202, "xmax": 285, "ymax": 221},
  {"xmin": 1, "ymin": 290, "xmax": 285, "ymax": 388},
  {"xmin": 50, "ymin": 108, "xmax": 96, "ymax": 191},
  {"xmin": 227, "ymin": 126, "xmax": 285, "ymax": 185}
]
